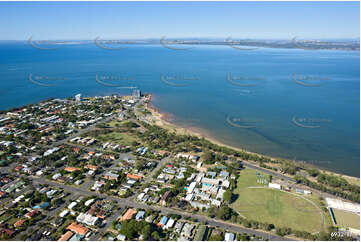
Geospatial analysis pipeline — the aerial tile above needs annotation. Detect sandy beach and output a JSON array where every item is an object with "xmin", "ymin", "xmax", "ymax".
[{"xmin": 145, "ymin": 96, "xmax": 360, "ymax": 182}]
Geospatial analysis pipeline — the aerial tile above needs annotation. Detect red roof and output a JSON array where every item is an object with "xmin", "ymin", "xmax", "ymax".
[
  {"xmin": 126, "ymin": 173, "xmax": 142, "ymax": 180},
  {"xmin": 120, "ymin": 208, "xmax": 137, "ymax": 221},
  {"xmin": 161, "ymin": 191, "xmax": 172, "ymax": 201},
  {"xmin": 0, "ymin": 228, "xmax": 14, "ymax": 236},
  {"xmin": 14, "ymin": 219, "xmax": 25, "ymax": 228},
  {"xmin": 67, "ymin": 222, "xmax": 89, "ymax": 236},
  {"xmin": 58, "ymin": 231, "xmax": 74, "ymax": 241},
  {"xmin": 1, "ymin": 178, "xmax": 10, "ymax": 183},
  {"xmin": 25, "ymin": 210, "xmax": 39, "ymax": 218},
  {"xmin": 64, "ymin": 167, "xmax": 81, "ymax": 172},
  {"xmin": 84, "ymin": 164, "xmax": 98, "ymax": 171},
  {"xmin": 14, "ymin": 165, "xmax": 23, "ymax": 171}
]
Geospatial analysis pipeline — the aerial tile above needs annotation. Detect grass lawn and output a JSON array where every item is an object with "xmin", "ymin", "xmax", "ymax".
[
  {"xmin": 97, "ymin": 132, "xmax": 137, "ymax": 146},
  {"xmin": 7, "ymin": 216, "xmax": 19, "ymax": 225},
  {"xmin": 333, "ymin": 209, "xmax": 360, "ymax": 230},
  {"xmin": 118, "ymin": 190, "xmax": 126, "ymax": 196},
  {"xmin": 194, "ymin": 225, "xmax": 209, "ymax": 241},
  {"xmin": 0, "ymin": 212, "xmax": 12, "ymax": 223},
  {"xmin": 231, "ymin": 168, "xmax": 324, "ymax": 233},
  {"xmin": 107, "ymin": 120, "xmax": 129, "ymax": 128}
]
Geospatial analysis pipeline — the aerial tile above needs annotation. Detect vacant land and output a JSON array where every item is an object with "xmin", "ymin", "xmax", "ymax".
[
  {"xmin": 107, "ymin": 120, "xmax": 125, "ymax": 127},
  {"xmin": 97, "ymin": 132, "xmax": 137, "ymax": 146},
  {"xmin": 333, "ymin": 209, "xmax": 360, "ymax": 230},
  {"xmin": 231, "ymin": 168, "xmax": 324, "ymax": 233}
]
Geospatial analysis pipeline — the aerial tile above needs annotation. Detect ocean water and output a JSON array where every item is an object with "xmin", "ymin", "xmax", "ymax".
[{"xmin": 0, "ymin": 43, "xmax": 359, "ymax": 176}]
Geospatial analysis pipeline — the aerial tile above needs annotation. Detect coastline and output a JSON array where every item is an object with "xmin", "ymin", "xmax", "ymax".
[{"xmin": 146, "ymin": 96, "xmax": 360, "ymax": 183}]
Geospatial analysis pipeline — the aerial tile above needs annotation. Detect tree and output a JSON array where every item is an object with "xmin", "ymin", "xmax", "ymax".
[
  {"xmin": 151, "ymin": 231, "xmax": 160, "ymax": 241},
  {"xmin": 307, "ymin": 169, "xmax": 319, "ymax": 177},
  {"xmin": 202, "ymin": 150, "xmax": 214, "ymax": 164},
  {"xmin": 209, "ymin": 234, "xmax": 223, "ymax": 241},
  {"xmin": 223, "ymin": 190, "xmax": 233, "ymax": 203},
  {"xmin": 141, "ymin": 224, "xmax": 152, "ymax": 240},
  {"xmin": 217, "ymin": 206, "xmax": 232, "ymax": 220},
  {"xmin": 120, "ymin": 220, "xmax": 138, "ymax": 239}
]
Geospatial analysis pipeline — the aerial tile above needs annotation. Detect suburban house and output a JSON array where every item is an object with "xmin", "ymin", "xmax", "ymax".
[
  {"xmin": 160, "ymin": 191, "xmax": 172, "ymax": 206},
  {"xmin": 103, "ymin": 172, "xmax": 119, "ymax": 181},
  {"xmin": 66, "ymin": 222, "xmax": 89, "ymax": 236},
  {"xmin": 58, "ymin": 231, "xmax": 74, "ymax": 241},
  {"xmin": 120, "ymin": 208, "xmax": 137, "ymax": 221}
]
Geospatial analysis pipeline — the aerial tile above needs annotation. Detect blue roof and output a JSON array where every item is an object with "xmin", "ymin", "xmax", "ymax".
[
  {"xmin": 40, "ymin": 202, "xmax": 49, "ymax": 208},
  {"xmin": 220, "ymin": 171, "xmax": 229, "ymax": 176},
  {"xmin": 160, "ymin": 216, "xmax": 168, "ymax": 225},
  {"xmin": 136, "ymin": 211, "xmax": 145, "ymax": 219},
  {"xmin": 69, "ymin": 234, "xmax": 83, "ymax": 241}
]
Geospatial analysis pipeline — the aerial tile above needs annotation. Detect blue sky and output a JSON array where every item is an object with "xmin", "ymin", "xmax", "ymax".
[{"xmin": 0, "ymin": 1, "xmax": 359, "ymax": 40}]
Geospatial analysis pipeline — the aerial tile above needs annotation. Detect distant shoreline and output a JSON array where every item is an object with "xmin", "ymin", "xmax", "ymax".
[{"xmin": 2, "ymin": 39, "xmax": 360, "ymax": 51}]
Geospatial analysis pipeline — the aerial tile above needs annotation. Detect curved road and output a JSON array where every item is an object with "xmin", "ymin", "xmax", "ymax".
[{"xmin": 29, "ymin": 176, "xmax": 291, "ymax": 241}]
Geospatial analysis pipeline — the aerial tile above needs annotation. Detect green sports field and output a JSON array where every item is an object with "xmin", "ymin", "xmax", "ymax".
[{"xmin": 231, "ymin": 168, "xmax": 325, "ymax": 233}]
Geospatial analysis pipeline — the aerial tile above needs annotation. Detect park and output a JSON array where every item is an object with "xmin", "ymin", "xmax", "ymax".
[{"xmin": 231, "ymin": 168, "xmax": 327, "ymax": 233}]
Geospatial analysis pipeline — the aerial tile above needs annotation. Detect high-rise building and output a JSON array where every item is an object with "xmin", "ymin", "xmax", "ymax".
[
  {"xmin": 75, "ymin": 94, "xmax": 82, "ymax": 102},
  {"xmin": 132, "ymin": 89, "xmax": 141, "ymax": 98}
]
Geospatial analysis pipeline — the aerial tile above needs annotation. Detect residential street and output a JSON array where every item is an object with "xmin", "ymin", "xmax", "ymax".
[
  {"xmin": 0, "ymin": 105, "xmax": 334, "ymax": 241},
  {"xmin": 28, "ymin": 176, "xmax": 289, "ymax": 241}
]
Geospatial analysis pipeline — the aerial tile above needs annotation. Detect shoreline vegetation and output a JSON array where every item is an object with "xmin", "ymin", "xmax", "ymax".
[
  {"xmin": 147, "ymin": 96, "xmax": 359, "ymax": 181},
  {"xmin": 0, "ymin": 93, "xmax": 359, "ymax": 204},
  {"xmin": 145, "ymin": 94, "xmax": 360, "ymax": 203},
  {"xmin": 0, "ymin": 93, "xmax": 359, "ymax": 240}
]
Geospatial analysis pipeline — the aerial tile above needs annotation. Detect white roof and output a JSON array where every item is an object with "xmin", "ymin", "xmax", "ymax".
[
  {"xmin": 222, "ymin": 180, "xmax": 230, "ymax": 188},
  {"xmin": 165, "ymin": 218, "xmax": 175, "ymax": 229},
  {"xmin": 187, "ymin": 182, "xmax": 197, "ymax": 194},
  {"xmin": 85, "ymin": 198, "xmax": 95, "ymax": 206},
  {"xmin": 68, "ymin": 201, "xmax": 77, "ymax": 210},
  {"xmin": 225, "ymin": 232, "xmax": 235, "ymax": 241},
  {"xmin": 268, "ymin": 183, "xmax": 281, "ymax": 189},
  {"xmin": 117, "ymin": 234, "xmax": 126, "ymax": 241},
  {"xmin": 185, "ymin": 193, "xmax": 194, "ymax": 202},
  {"xmin": 211, "ymin": 199, "xmax": 221, "ymax": 207},
  {"xmin": 59, "ymin": 210, "xmax": 69, "ymax": 218},
  {"xmin": 52, "ymin": 173, "xmax": 61, "ymax": 180},
  {"xmin": 76, "ymin": 212, "xmax": 99, "ymax": 226},
  {"xmin": 201, "ymin": 177, "xmax": 219, "ymax": 186},
  {"xmin": 138, "ymin": 193, "xmax": 145, "ymax": 200},
  {"xmin": 216, "ymin": 188, "xmax": 226, "ymax": 200}
]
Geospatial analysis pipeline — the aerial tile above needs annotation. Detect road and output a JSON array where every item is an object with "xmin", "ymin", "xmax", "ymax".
[
  {"xmin": 241, "ymin": 161, "xmax": 342, "ymax": 201},
  {"xmin": 143, "ymin": 156, "xmax": 171, "ymax": 184},
  {"xmin": 241, "ymin": 161, "xmax": 296, "ymax": 183},
  {"xmin": 13, "ymin": 192, "xmax": 77, "ymax": 240},
  {"xmin": 29, "ymin": 176, "xmax": 290, "ymax": 241},
  {"xmin": 0, "ymin": 108, "xmax": 332, "ymax": 241},
  {"xmin": 52, "ymin": 114, "xmax": 118, "ymax": 147},
  {"xmin": 89, "ymin": 207, "xmax": 124, "ymax": 240}
]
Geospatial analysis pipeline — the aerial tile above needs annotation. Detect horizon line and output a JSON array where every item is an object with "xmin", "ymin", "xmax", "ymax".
[{"xmin": 0, "ymin": 37, "xmax": 360, "ymax": 41}]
